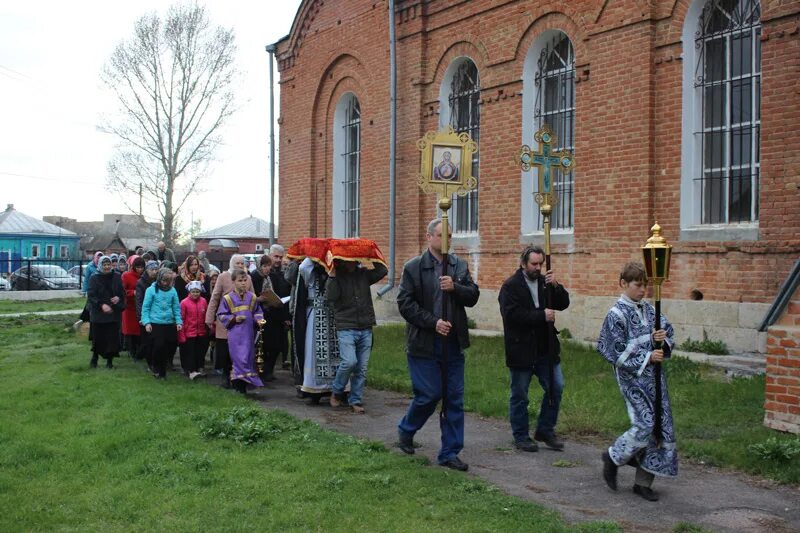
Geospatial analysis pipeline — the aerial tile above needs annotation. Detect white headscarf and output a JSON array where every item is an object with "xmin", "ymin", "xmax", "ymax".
[{"xmin": 228, "ymin": 254, "xmax": 245, "ymax": 274}]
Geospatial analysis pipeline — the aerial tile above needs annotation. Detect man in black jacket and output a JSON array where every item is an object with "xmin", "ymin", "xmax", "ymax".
[
  {"xmin": 396, "ymin": 218, "xmax": 480, "ymax": 471},
  {"xmin": 498, "ymin": 246, "xmax": 570, "ymax": 452}
]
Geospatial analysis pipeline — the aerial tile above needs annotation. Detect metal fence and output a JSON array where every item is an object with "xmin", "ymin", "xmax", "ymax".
[{"xmin": 0, "ymin": 258, "xmax": 86, "ymax": 291}]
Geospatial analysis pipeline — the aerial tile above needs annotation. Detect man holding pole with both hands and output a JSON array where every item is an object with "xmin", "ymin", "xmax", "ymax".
[{"xmin": 499, "ymin": 246, "xmax": 570, "ymax": 453}]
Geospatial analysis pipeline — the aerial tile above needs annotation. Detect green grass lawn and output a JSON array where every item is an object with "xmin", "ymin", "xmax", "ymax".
[
  {"xmin": 369, "ymin": 325, "xmax": 800, "ymax": 484},
  {"xmin": 0, "ymin": 296, "xmax": 85, "ymax": 314},
  {"xmin": 0, "ymin": 316, "xmax": 618, "ymax": 532}
]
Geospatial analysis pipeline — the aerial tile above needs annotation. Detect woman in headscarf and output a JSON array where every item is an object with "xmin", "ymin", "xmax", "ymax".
[
  {"xmin": 75, "ymin": 251, "xmax": 105, "ymax": 332},
  {"xmin": 175, "ymin": 254, "xmax": 206, "ymax": 301},
  {"xmin": 121, "ymin": 256, "xmax": 145, "ymax": 359},
  {"xmin": 87, "ymin": 255, "xmax": 125, "ymax": 368},
  {"xmin": 205, "ymin": 254, "xmax": 253, "ymax": 388}
]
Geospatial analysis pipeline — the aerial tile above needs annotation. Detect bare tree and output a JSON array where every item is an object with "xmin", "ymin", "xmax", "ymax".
[{"xmin": 101, "ymin": 3, "xmax": 237, "ymax": 246}]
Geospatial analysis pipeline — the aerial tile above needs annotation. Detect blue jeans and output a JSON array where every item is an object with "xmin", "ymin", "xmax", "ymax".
[
  {"xmin": 398, "ymin": 338, "xmax": 464, "ymax": 464},
  {"xmin": 509, "ymin": 362, "xmax": 564, "ymax": 443},
  {"xmin": 332, "ymin": 328, "xmax": 373, "ymax": 406}
]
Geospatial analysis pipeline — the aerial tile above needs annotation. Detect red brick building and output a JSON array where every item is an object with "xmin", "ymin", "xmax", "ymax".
[
  {"xmin": 193, "ymin": 216, "xmax": 276, "ymax": 254},
  {"xmin": 274, "ymin": 0, "xmax": 799, "ymax": 357}
]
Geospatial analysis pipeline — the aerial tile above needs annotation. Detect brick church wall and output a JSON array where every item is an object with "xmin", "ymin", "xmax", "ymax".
[
  {"xmin": 764, "ymin": 284, "xmax": 800, "ymax": 434},
  {"xmin": 274, "ymin": 0, "xmax": 800, "ymax": 355}
]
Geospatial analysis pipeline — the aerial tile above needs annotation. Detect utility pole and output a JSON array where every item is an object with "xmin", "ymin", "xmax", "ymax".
[{"xmin": 265, "ymin": 43, "xmax": 277, "ymax": 246}]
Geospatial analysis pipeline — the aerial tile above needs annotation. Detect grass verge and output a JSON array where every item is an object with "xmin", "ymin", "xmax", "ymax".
[
  {"xmin": 0, "ymin": 296, "xmax": 85, "ymax": 314},
  {"xmin": 0, "ymin": 316, "xmax": 617, "ymax": 532},
  {"xmin": 369, "ymin": 325, "xmax": 800, "ymax": 484}
]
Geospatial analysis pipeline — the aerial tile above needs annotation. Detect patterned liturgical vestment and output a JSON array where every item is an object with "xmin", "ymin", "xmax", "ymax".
[{"xmin": 597, "ymin": 295, "xmax": 678, "ymax": 477}]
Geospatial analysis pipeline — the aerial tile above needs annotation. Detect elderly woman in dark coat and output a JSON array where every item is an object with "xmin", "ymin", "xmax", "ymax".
[{"xmin": 87, "ymin": 255, "xmax": 126, "ymax": 369}]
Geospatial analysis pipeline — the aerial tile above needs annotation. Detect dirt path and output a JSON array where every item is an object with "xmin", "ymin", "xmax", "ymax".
[{"xmin": 213, "ymin": 368, "xmax": 800, "ymax": 532}]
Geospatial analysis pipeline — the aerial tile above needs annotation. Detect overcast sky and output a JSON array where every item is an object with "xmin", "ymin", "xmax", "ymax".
[{"xmin": 0, "ymin": 0, "xmax": 302, "ymax": 236}]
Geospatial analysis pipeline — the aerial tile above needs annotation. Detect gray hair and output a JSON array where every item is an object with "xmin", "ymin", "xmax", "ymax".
[
  {"xmin": 426, "ymin": 218, "xmax": 442, "ymax": 235},
  {"xmin": 269, "ymin": 244, "xmax": 285, "ymax": 255},
  {"xmin": 229, "ymin": 254, "xmax": 245, "ymax": 273}
]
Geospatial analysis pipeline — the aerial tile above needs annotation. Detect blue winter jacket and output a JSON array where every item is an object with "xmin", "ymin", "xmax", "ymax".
[
  {"xmin": 82, "ymin": 262, "xmax": 98, "ymax": 293},
  {"xmin": 141, "ymin": 285, "xmax": 182, "ymax": 326}
]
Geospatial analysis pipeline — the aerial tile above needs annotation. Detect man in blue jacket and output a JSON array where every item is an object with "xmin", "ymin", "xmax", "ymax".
[{"xmin": 396, "ymin": 218, "xmax": 480, "ymax": 471}]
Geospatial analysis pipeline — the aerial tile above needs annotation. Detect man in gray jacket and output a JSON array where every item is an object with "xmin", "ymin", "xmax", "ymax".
[{"xmin": 326, "ymin": 258, "xmax": 388, "ymax": 413}]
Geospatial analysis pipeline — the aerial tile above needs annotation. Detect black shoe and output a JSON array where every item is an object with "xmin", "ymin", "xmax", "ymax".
[
  {"xmin": 397, "ymin": 431, "xmax": 415, "ymax": 455},
  {"xmin": 89, "ymin": 356, "xmax": 98, "ymax": 368},
  {"xmin": 633, "ymin": 484, "xmax": 659, "ymax": 502},
  {"xmin": 106, "ymin": 359, "xmax": 114, "ymax": 369},
  {"xmin": 534, "ymin": 431, "xmax": 564, "ymax": 451},
  {"xmin": 514, "ymin": 440, "xmax": 539, "ymax": 452},
  {"xmin": 440, "ymin": 457, "xmax": 469, "ymax": 471},
  {"xmin": 602, "ymin": 452, "xmax": 618, "ymax": 491}
]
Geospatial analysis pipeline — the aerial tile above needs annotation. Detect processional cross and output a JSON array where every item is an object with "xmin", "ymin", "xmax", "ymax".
[
  {"xmin": 518, "ymin": 126, "xmax": 574, "ymax": 247},
  {"xmin": 517, "ymin": 125, "xmax": 574, "ymax": 405}
]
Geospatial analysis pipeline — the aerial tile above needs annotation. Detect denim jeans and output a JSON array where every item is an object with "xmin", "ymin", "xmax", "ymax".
[
  {"xmin": 509, "ymin": 362, "xmax": 564, "ymax": 443},
  {"xmin": 398, "ymin": 337, "xmax": 465, "ymax": 464},
  {"xmin": 332, "ymin": 328, "xmax": 373, "ymax": 406}
]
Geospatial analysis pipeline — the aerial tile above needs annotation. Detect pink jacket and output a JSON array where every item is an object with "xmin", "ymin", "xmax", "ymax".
[{"xmin": 179, "ymin": 296, "xmax": 208, "ymax": 343}]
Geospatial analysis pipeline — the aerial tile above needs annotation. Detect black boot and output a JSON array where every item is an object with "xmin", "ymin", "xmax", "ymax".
[
  {"xmin": 106, "ymin": 357, "xmax": 114, "ymax": 369},
  {"xmin": 89, "ymin": 354, "xmax": 98, "ymax": 368}
]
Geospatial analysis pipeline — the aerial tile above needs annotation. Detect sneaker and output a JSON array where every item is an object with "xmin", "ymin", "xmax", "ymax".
[
  {"xmin": 440, "ymin": 457, "xmax": 469, "ymax": 471},
  {"xmin": 534, "ymin": 431, "xmax": 564, "ymax": 451},
  {"xmin": 72, "ymin": 320, "xmax": 84, "ymax": 331},
  {"xmin": 633, "ymin": 484, "xmax": 659, "ymax": 502},
  {"xmin": 351, "ymin": 404, "xmax": 365, "ymax": 414},
  {"xmin": 514, "ymin": 440, "xmax": 539, "ymax": 452},
  {"xmin": 188, "ymin": 371, "xmax": 201, "ymax": 380},
  {"xmin": 397, "ymin": 431, "xmax": 415, "ymax": 455},
  {"xmin": 329, "ymin": 393, "xmax": 344, "ymax": 408},
  {"xmin": 602, "ymin": 452, "xmax": 618, "ymax": 491}
]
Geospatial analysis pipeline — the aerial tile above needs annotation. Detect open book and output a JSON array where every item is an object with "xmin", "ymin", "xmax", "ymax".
[{"xmin": 259, "ymin": 288, "xmax": 284, "ymax": 308}]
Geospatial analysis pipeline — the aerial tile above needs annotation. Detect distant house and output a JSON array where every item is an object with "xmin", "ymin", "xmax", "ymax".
[
  {"xmin": 194, "ymin": 217, "xmax": 277, "ymax": 254},
  {"xmin": 0, "ymin": 204, "xmax": 81, "ymax": 273},
  {"xmin": 45, "ymin": 214, "xmax": 162, "ymax": 258}
]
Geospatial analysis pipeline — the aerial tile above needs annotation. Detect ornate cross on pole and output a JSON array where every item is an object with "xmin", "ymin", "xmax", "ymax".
[
  {"xmin": 517, "ymin": 125, "xmax": 574, "ymax": 405},
  {"xmin": 518, "ymin": 125, "xmax": 575, "ymax": 256}
]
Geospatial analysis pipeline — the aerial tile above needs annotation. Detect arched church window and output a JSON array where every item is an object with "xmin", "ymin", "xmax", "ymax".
[
  {"xmin": 332, "ymin": 93, "xmax": 361, "ymax": 238},
  {"xmin": 694, "ymin": 0, "xmax": 761, "ymax": 224},
  {"xmin": 446, "ymin": 59, "xmax": 480, "ymax": 234},
  {"xmin": 533, "ymin": 32, "xmax": 575, "ymax": 231}
]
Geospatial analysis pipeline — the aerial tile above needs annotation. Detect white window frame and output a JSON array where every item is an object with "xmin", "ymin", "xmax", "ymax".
[
  {"xmin": 46, "ymin": 244, "xmax": 55, "ymax": 259},
  {"xmin": 30, "ymin": 244, "xmax": 40, "ymax": 259},
  {"xmin": 680, "ymin": 0, "xmax": 761, "ymax": 241},
  {"xmin": 332, "ymin": 92, "xmax": 361, "ymax": 238},
  {"xmin": 521, "ymin": 29, "xmax": 576, "ymax": 241},
  {"xmin": 60, "ymin": 245, "xmax": 69, "ymax": 259},
  {"xmin": 439, "ymin": 57, "xmax": 480, "ymax": 236}
]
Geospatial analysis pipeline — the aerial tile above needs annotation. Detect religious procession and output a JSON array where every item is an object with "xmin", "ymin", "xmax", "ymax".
[{"xmin": 73, "ymin": 120, "xmax": 682, "ymax": 506}]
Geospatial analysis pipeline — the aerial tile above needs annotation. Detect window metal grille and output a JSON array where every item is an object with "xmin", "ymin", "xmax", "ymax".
[
  {"xmin": 341, "ymin": 96, "xmax": 361, "ymax": 237},
  {"xmin": 534, "ymin": 32, "xmax": 576, "ymax": 230},
  {"xmin": 448, "ymin": 60, "xmax": 480, "ymax": 233},
  {"xmin": 695, "ymin": 0, "xmax": 760, "ymax": 224}
]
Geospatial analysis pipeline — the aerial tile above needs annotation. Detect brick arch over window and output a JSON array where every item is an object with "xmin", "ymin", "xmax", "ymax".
[
  {"xmin": 309, "ymin": 54, "xmax": 369, "ymax": 237},
  {"xmin": 426, "ymin": 39, "xmax": 489, "ymax": 90},
  {"xmin": 513, "ymin": 11, "xmax": 588, "ymax": 70}
]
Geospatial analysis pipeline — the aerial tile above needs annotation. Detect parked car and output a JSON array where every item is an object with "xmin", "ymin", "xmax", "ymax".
[
  {"xmin": 10, "ymin": 265, "xmax": 80, "ymax": 290},
  {"xmin": 68, "ymin": 265, "xmax": 83, "ymax": 278}
]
